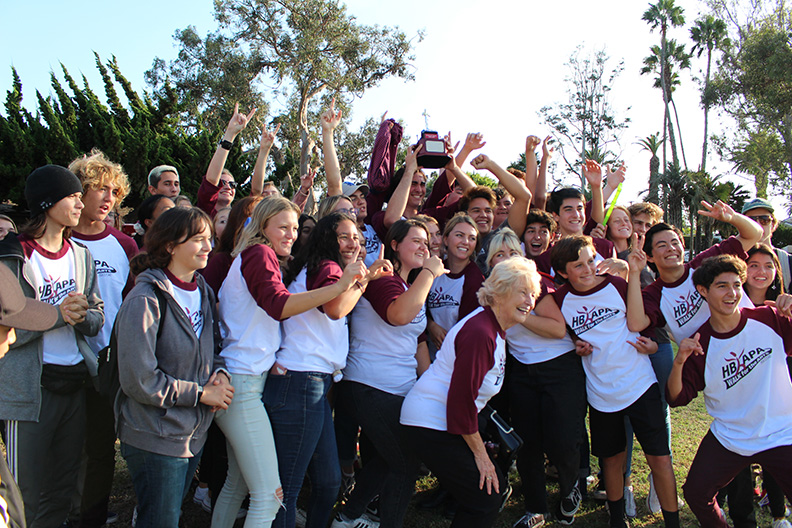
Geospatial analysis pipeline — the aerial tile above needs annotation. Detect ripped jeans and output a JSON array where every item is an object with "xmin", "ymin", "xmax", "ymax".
[{"xmin": 212, "ymin": 373, "xmax": 282, "ymax": 527}]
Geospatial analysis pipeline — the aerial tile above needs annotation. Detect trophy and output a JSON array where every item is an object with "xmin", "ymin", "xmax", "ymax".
[{"xmin": 415, "ymin": 110, "xmax": 451, "ymax": 169}]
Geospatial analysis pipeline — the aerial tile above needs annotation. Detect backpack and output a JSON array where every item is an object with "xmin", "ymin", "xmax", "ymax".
[{"xmin": 97, "ymin": 288, "xmax": 166, "ymax": 402}]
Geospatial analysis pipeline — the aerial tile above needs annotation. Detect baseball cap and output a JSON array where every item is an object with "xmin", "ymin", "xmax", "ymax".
[
  {"xmin": 0, "ymin": 265, "xmax": 58, "ymax": 331},
  {"xmin": 742, "ymin": 198, "xmax": 774, "ymax": 215},
  {"xmin": 342, "ymin": 182, "xmax": 369, "ymax": 197}
]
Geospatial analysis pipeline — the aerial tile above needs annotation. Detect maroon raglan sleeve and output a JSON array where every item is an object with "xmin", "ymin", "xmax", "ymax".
[
  {"xmin": 458, "ymin": 263, "xmax": 484, "ymax": 320},
  {"xmin": 667, "ymin": 330, "xmax": 709, "ymax": 407},
  {"xmin": 363, "ymin": 274, "xmax": 408, "ymax": 326},
  {"xmin": 239, "ymin": 244, "xmax": 290, "ymax": 320},
  {"xmin": 196, "ymin": 175, "xmax": 220, "ymax": 217}
]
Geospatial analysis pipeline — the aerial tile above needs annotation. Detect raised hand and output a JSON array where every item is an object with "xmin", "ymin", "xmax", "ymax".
[
  {"xmin": 464, "ymin": 132, "xmax": 486, "ymax": 151},
  {"xmin": 541, "ymin": 135, "xmax": 554, "ymax": 158},
  {"xmin": 605, "ymin": 162, "xmax": 626, "ymax": 188},
  {"xmin": 470, "ymin": 154, "xmax": 493, "ymax": 171},
  {"xmin": 321, "ymin": 97, "xmax": 343, "ymax": 132},
  {"xmin": 339, "ymin": 259, "xmax": 367, "ymax": 290},
  {"xmin": 423, "ymin": 255, "xmax": 449, "ymax": 278},
  {"xmin": 365, "ymin": 245, "xmax": 394, "ymax": 283},
  {"xmin": 676, "ymin": 333, "xmax": 704, "ymax": 365},
  {"xmin": 299, "ymin": 167, "xmax": 315, "ymax": 192},
  {"xmin": 405, "ymin": 143, "xmax": 422, "ymax": 170},
  {"xmin": 225, "ymin": 102, "xmax": 257, "ymax": 139},
  {"xmin": 444, "ymin": 132, "xmax": 461, "ymax": 170},
  {"xmin": 698, "ymin": 199, "xmax": 735, "ymax": 223},
  {"xmin": 582, "ymin": 159, "xmax": 603, "ymax": 188},
  {"xmin": 259, "ymin": 122, "xmax": 281, "ymax": 150},
  {"xmin": 525, "ymin": 135, "xmax": 541, "ymax": 152},
  {"xmin": 627, "ymin": 233, "xmax": 647, "ymax": 274}
]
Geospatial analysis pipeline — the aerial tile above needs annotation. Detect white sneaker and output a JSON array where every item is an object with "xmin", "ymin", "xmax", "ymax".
[
  {"xmin": 647, "ymin": 473, "xmax": 661, "ymax": 514},
  {"xmin": 201, "ymin": 493, "xmax": 213, "ymax": 513},
  {"xmin": 772, "ymin": 520, "xmax": 792, "ymax": 528},
  {"xmin": 330, "ymin": 512, "xmax": 380, "ymax": 528},
  {"xmin": 193, "ymin": 486, "xmax": 209, "ymax": 504},
  {"xmin": 624, "ymin": 485, "xmax": 637, "ymax": 518}
]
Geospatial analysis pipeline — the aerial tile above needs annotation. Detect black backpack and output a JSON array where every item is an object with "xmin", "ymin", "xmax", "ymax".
[{"xmin": 97, "ymin": 288, "xmax": 166, "ymax": 402}]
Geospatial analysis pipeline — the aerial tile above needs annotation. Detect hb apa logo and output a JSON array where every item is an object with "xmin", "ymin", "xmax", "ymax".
[
  {"xmin": 722, "ymin": 347, "xmax": 772, "ymax": 389},
  {"xmin": 672, "ymin": 290, "xmax": 703, "ymax": 327},
  {"xmin": 570, "ymin": 305, "xmax": 618, "ymax": 334}
]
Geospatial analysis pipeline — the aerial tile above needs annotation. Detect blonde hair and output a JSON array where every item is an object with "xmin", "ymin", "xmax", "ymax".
[
  {"xmin": 477, "ymin": 256, "xmax": 541, "ymax": 307},
  {"xmin": 442, "ymin": 213, "xmax": 481, "ymax": 256},
  {"xmin": 485, "ymin": 227, "xmax": 523, "ymax": 271},
  {"xmin": 68, "ymin": 149, "xmax": 130, "ymax": 204},
  {"xmin": 232, "ymin": 196, "xmax": 300, "ymax": 257},
  {"xmin": 317, "ymin": 195, "xmax": 353, "ymax": 220}
]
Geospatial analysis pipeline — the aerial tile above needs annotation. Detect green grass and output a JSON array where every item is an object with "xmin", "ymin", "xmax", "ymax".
[{"xmin": 3, "ymin": 394, "xmax": 784, "ymax": 527}]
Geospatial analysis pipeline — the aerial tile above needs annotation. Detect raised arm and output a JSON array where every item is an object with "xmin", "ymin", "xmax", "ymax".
[
  {"xmin": 207, "ymin": 103, "xmax": 256, "ymax": 187},
  {"xmin": 321, "ymin": 98, "xmax": 344, "ymax": 197},
  {"xmin": 383, "ymin": 144, "xmax": 421, "ymax": 229},
  {"xmin": 454, "ymin": 132, "xmax": 487, "ymax": 170},
  {"xmin": 582, "ymin": 159, "xmax": 605, "ymax": 225},
  {"xmin": 251, "ymin": 122, "xmax": 281, "ymax": 196},
  {"xmin": 386, "ymin": 256, "xmax": 447, "ymax": 325},
  {"xmin": 626, "ymin": 234, "xmax": 651, "ymax": 332},
  {"xmin": 471, "ymin": 154, "xmax": 532, "ymax": 237},
  {"xmin": 698, "ymin": 199, "xmax": 763, "ymax": 251},
  {"xmin": 533, "ymin": 136, "xmax": 552, "ymax": 210},
  {"xmin": 523, "ymin": 135, "xmax": 540, "ymax": 199},
  {"xmin": 603, "ymin": 162, "xmax": 626, "ymax": 203}
]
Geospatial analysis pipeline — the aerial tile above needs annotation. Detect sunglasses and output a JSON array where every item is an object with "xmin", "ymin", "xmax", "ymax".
[
  {"xmin": 220, "ymin": 180, "xmax": 238, "ymax": 189},
  {"xmin": 747, "ymin": 214, "xmax": 773, "ymax": 226}
]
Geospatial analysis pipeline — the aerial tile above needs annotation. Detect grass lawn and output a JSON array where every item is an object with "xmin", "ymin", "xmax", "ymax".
[{"xmin": 90, "ymin": 394, "xmax": 782, "ymax": 527}]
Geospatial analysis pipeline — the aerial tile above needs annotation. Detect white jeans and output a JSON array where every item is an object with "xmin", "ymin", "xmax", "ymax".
[{"xmin": 211, "ymin": 374, "xmax": 282, "ymax": 528}]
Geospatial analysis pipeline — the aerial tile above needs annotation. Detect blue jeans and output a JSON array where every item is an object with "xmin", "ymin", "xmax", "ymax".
[
  {"xmin": 625, "ymin": 342, "xmax": 674, "ymax": 478},
  {"xmin": 264, "ymin": 370, "xmax": 340, "ymax": 528},
  {"xmin": 120, "ymin": 443, "xmax": 200, "ymax": 528},
  {"xmin": 335, "ymin": 381, "xmax": 418, "ymax": 528}
]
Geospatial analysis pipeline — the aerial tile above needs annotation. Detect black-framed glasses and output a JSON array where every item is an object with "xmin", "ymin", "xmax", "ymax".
[
  {"xmin": 220, "ymin": 180, "xmax": 238, "ymax": 189},
  {"xmin": 748, "ymin": 214, "xmax": 772, "ymax": 226}
]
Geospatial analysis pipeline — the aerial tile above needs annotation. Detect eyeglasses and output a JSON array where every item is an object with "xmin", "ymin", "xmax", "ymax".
[
  {"xmin": 220, "ymin": 180, "xmax": 238, "ymax": 189},
  {"xmin": 336, "ymin": 208, "xmax": 358, "ymax": 217},
  {"xmin": 747, "ymin": 215, "xmax": 773, "ymax": 226}
]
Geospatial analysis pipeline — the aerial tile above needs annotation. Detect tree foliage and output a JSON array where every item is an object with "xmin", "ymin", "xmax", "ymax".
[
  {"xmin": 538, "ymin": 46, "xmax": 630, "ymax": 190},
  {"xmin": 147, "ymin": 0, "xmax": 420, "ymax": 175}
]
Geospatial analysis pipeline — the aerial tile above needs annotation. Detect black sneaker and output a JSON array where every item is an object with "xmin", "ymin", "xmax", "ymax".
[
  {"xmin": 512, "ymin": 512, "xmax": 546, "ymax": 527},
  {"xmin": 365, "ymin": 496, "xmax": 380, "ymax": 522},
  {"xmin": 560, "ymin": 482, "xmax": 582, "ymax": 517}
]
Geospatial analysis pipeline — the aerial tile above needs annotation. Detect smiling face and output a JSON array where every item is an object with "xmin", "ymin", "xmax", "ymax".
[
  {"xmin": 489, "ymin": 242, "xmax": 523, "ymax": 269},
  {"xmin": 607, "ymin": 208, "xmax": 632, "ymax": 243},
  {"xmin": 349, "ymin": 189, "xmax": 367, "ymax": 222},
  {"xmin": 218, "ymin": 173, "xmax": 236, "ymax": 208},
  {"xmin": 264, "ymin": 210, "xmax": 299, "ymax": 257},
  {"xmin": 559, "ymin": 245, "xmax": 600, "ymax": 291},
  {"xmin": 48, "ymin": 192, "xmax": 84, "ymax": 228},
  {"xmin": 495, "ymin": 276, "xmax": 537, "ymax": 329},
  {"xmin": 336, "ymin": 219, "xmax": 361, "ymax": 266},
  {"xmin": 647, "ymin": 229, "xmax": 684, "ymax": 272},
  {"xmin": 333, "ymin": 197, "xmax": 356, "ymax": 219},
  {"xmin": 169, "ymin": 223, "xmax": 212, "ymax": 274},
  {"xmin": 554, "ymin": 198, "xmax": 586, "ymax": 236},
  {"xmin": 426, "ymin": 222, "xmax": 442, "ymax": 258},
  {"xmin": 444, "ymin": 223, "xmax": 477, "ymax": 263},
  {"xmin": 745, "ymin": 252, "xmax": 777, "ymax": 296},
  {"xmin": 698, "ymin": 271, "xmax": 743, "ymax": 318},
  {"xmin": 523, "ymin": 222, "xmax": 552, "ymax": 258},
  {"xmin": 466, "ymin": 197, "xmax": 495, "ymax": 235},
  {"xmin": 392, "ymin": 226, "xmax": 429, "ymax": 272},
  {"xmin": 631, "ymin": 212, "xmax": 655, "ymax": 238},
  {"xmin": 494, "ymin": 193, "xmax": 513, "ymax": 228},
  {"xmin": 408, "ymin": 171, "xmax": 427, "ymax": 209}
]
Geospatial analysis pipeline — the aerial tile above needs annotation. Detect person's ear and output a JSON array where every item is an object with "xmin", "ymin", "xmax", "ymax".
[{"xmin": 696, "ymin": 284, "xmax": 708, "ymax": 300}]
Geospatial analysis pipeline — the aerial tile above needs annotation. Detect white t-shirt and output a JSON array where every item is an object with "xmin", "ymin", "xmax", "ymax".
[
  {"xmin": 553, "ymin": 275, "xmax": 657, "ymax": 412},
  {"xmin": 169, "ymin": 279, "xmax": 204, "ymax": 337},
  {"xmin": 26, "ymin": 242, "xmax": 82, "ymax": 366},
  {"xmin": 361, "ymin": 223, "xmax": 382, "ymax": 268},
  {"xmin": 673, "ymin": 307, "xmax": 792, "ymax": 456}
]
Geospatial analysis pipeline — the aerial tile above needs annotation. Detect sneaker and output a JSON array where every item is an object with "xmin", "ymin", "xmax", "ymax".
[
  {"xmin": 647, "ymin": 473, "xmax": 661, "ymax": 514},
  {"xmin": 330, "ymin": 512, "xmax": 380, "ymax": 528},
  {"xmin": 193, "ymin": 486, "xmax": 209, "ymax": 505},
  {"xmin": 555, "ymin": 509, "xmax": 575, "ymax": 525},
  {"xmin": 624, "ymin": 485, "xmax": 637, "ymax": 518},
  {"xmin": 201, "ymin": 493, "xmax": 213, "ymax": 513},
  {"xmin": 296, "ymin": 508, "xmax": 307, "ymax": 528},
  {"xmin": 591, "ymin": 489, "xmax": 608, "ymax": 501},
  {"xmin": 365, "ymin": 496, "xmax": 380, "ymax": 521},
  {"xmin": 560, "ymin": 482, "xmax": 582, "ymax": 517},
  {"xmin": 772, "ymin": 520, "xmax": 792, "ymax": 528},
  {"xmin": 512, "ymin": 512, "xmax": 545, "ymax": 527},
  {"xmin": 760, "ymin": 492, "xmax": 771, "ymax": 508},
  {"xmin": 236, "ymin": 508, "xmax": 247, "ymax": 520},
  {"xmin": 131, "ymin": 506, "xmax": 137, "ymax": 528},
  {"xmin": 500, "ymin": 484, "xmax": 513, "ymax": 512},
  {"xmin": 106, "ymin": 511, "xmax": 119, "ymax": 524}
]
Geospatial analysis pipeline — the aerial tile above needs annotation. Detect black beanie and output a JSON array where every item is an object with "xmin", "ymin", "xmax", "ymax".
[{"xmin": 25, "ymin": 165, "xmax": 83, "ymax": 217}]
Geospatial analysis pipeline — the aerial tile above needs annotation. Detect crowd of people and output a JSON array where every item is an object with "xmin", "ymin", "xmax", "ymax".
[{"xmin": 1, "ymin": 99, "xmax": 792, "ymax": 528}]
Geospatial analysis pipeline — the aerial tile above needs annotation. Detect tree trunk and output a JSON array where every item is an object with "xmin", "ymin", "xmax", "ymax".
[
  {"xmin": 671, "ymin": 98, "xmax": 688, "ymax": 170},
  {"xmin": 701, "ymin": 48, "xmax": 712, "ymax": 172},
  {"xmin": 648, "ymin": 155, "xmax": 660, "ymax": 204}
]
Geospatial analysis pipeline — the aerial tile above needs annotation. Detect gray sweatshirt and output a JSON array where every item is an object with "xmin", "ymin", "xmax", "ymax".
[{"xmin": 114, "ymin": 268, "xmax": 225, "ymax": 458}]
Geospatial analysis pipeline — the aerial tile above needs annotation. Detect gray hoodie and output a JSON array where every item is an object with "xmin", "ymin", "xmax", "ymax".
[
  {"xmin": 114, "ymin": 268, "xmax": 225, "ymax": 458},
  {"xmin": 0, "ymin": 233, "xmax": 104, "ymax": 422}
]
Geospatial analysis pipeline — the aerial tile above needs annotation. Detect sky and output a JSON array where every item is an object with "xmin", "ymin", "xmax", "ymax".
[{"xmin": 0, "ymin": 0, "xmax": 776, "ymax": 210}]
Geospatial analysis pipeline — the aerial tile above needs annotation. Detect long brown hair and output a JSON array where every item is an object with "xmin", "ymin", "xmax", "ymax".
[{"xmin": 130, "ymin": 207, "xmax": 212, "ymax": 275}]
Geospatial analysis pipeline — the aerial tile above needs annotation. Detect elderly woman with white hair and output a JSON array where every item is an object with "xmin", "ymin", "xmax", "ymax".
[{"xmin": 400, "ymin": 256, "xmax": 542, "ymax": 528}]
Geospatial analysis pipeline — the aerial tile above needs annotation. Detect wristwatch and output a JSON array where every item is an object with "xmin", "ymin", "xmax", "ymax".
[
  {"xmin": 197, "ymin": 385, "xmax": 204, "ymax": 404},
  {"xmin": 219, "ymin": 139, "xmax": 233, "ymax": 150}
]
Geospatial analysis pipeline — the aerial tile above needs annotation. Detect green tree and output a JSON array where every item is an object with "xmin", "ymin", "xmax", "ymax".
[
  {"xmin": 640, "ymin": 39, "xmax": 692, "ymax": 170},
  {"xmin": 642, "ymin": 0, "xmax": 686, "ymax": 170},
  {"xmin": 690, "ymin": 14, "xmax": 730, "ymax": 172},
  {"xmin": 538, "ymin": 46, "xmax": 630, "ymax": 190},
  {"xmin": 148, "ymin": 0, "xmax": 420, "ymax": 176},
  {"xmin": 637, "ymin": 132, "xmax": 664, "ymax": 204}
]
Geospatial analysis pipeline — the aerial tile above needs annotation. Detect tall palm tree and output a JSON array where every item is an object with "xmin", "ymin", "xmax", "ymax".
[
  {"xmin": 641, "ymin": 39, "xmax": 692, "ymax": 170},
  {"xmin": 690, "ymin": 15, "xmax": 730, "ymax": 173},
  {"xmin": 637, "ymin": 132, "xmax": 664, "ymax": 204},
  {"xmin": 642, "ymin": 0, "xmax": 686, "ymax": 170}
]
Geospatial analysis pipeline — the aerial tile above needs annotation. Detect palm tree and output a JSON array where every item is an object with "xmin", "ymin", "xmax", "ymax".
[
  {"xmin": 641, "ymin": 39, "xmax": 692, "ymax": 170},
  {"xmin": 637, "ymin": 133, "xmax": 664, "ymax": 204},
  {"xmin": 690, "ymin": 15, "xmax": 730, "ymax": 173},
  {"xmin": 642, "ymin": 0, "xmax": 686, "ymax": 171},
  {"xmin": 659, "ymin": 162, "xmax": 687, "ymax": 229}
]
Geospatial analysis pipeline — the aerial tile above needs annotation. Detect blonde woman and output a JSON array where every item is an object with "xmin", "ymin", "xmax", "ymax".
[{"xmin": 212, "ymin": 197, "xmax": 364, "ymax": 528}]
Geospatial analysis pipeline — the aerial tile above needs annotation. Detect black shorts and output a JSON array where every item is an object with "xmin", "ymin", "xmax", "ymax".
[{"xmin": 589, "ymin": 383, "xmax": 670, "ymax": 459}]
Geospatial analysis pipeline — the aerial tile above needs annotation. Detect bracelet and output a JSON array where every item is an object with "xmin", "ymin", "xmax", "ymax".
[
  {"xmin": 299, "ymin": 187, "xmax": 310, "ymax": 196},
  {"xmin": 354, "ymin": 280, "xmax": 365, "ymax": 291},
  {"xmin": 421, "ymin": 267, "xmax": 436, "ymax": 279}
]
